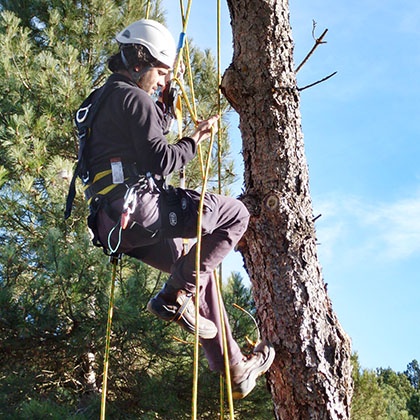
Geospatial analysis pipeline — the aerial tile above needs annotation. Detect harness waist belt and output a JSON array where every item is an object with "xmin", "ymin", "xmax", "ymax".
[{"xmin": 84, "ymin": 163, "xmax": 145, "ymax": 204}]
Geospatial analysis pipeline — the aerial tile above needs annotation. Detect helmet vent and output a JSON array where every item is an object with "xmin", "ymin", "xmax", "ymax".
[{"xmin": 122, "ymin": 30, "xmax": 131, "ymax": 38}]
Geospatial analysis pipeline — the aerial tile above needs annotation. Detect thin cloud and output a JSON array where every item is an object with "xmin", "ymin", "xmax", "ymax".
[
  {"xmin": 313, "ymin": 190, "xmax": 420, "ymax": 263},
  {"xmin": 364, "ymin": 194, "xmax": 420, "ymax": 259}
]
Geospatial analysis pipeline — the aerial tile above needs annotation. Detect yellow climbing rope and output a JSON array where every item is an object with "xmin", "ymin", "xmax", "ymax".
[
  {"xmin": 173, "ymin": 75, "xmax": 235, "ymax": 420},
  {"xmin": 216, "ymin": 0, "xmax": 223, "ymax": 198},
  {"xmin": 192, "ymin": 125, "xmax": 216, "ymax": 419},
  {"xmin": 100, "ymin": 255, "xmax": 119, "ymax": 420},
  {"xmin": 178, "ymin": 0, "xmax": 205, "ymax": 179},
  {"xmin": 215, "ymin": 0, "xmax": 235, "ymax": 418},
  {"xmin": 145, "ymin": 0, "xmax": 152, "ymax": 19},
  {"xmin": 173, "ymin": 2, "xmax": 235, "ymax": 419}
]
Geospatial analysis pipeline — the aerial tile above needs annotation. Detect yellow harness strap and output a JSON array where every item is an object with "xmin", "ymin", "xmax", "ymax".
[{"xmin": 83, "ymin": 169, "xmax": 133, "ymax": 205}]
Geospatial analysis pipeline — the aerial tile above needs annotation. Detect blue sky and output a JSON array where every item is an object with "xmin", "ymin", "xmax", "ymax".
[{"xmin": 161, "ymin": 0, "xmax": 420, "ymax": 373}]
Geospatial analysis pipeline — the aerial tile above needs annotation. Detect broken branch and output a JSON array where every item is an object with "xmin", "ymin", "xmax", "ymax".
[{"xmin": 295, "ymin": 28, "xmax": 329, "ymax": 74}]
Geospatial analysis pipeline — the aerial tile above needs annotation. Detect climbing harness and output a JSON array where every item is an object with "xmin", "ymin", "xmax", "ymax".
[{"xmin": 65, "ymin": 79, "xmax": 160, "ymax": 255}]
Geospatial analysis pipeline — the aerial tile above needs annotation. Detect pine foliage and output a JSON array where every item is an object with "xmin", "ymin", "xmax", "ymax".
[{"xmin": 351, "ymin": 354, "xmax": 420, "ymax": 420}]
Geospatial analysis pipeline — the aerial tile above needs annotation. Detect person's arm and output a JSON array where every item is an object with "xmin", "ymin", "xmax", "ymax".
[{"xmin": 125, "ymin": 90, "xmax": 218, "ymax": 176}]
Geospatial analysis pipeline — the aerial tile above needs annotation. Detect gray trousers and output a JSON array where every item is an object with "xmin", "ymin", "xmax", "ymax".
[{"xmin": 96, "ymin": 188, "xmax": 249, "ymax": 372}]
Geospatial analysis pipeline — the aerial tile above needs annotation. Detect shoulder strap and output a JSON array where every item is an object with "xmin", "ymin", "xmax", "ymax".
[{"xmin": 64, "ymin": 81, "xmax": 119, "ymax": 219}]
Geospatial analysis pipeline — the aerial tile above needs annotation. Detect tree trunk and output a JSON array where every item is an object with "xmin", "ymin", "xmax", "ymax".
[{"xmin": 221, "ymin": 0, "xmax": 353, "ymax": 418}]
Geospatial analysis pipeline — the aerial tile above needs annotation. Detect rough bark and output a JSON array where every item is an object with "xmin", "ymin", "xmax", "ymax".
[{"xmin": 221, "ymin": 0, "xmax": 353, "ymax": 418}]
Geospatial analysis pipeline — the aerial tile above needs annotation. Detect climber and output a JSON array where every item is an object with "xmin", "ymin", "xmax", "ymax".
[{"xmin": 76, "ymin": 19, "xmax": 275, "ymax": 399}]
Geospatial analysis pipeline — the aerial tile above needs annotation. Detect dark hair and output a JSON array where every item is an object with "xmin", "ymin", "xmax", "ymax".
[{"xmin": 107, "ymin": 44, "xmax": 159, "ymax": 72}]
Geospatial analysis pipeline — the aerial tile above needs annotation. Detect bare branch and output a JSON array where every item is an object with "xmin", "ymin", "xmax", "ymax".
[
  {"xmin": 311, "ymin": 20, "xmax": 318, "ymax": 40},
  {"xmin": 298, "ymin": 71, "xmax": 337, "ymax": 91},
  {"xmin": 312, "ymin": 214, "xmax": 322, "ymax": 222},
  {"xmin": 295, "ymin": 28, "xmax": 328, "ymax": 74}
]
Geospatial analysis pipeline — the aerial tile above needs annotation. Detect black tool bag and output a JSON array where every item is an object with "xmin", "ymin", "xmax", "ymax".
[
  {"xmin": 87, "ymin": 194, "xmax": 111, "ymax": 251},
  {"xmin": 159, "ymin": 186, "xmax": 191, "ymax": 238}
]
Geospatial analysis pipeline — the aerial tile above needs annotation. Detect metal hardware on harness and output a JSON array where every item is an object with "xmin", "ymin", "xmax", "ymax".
[
  {"xmin": 146, "ymin": 172, "xmax": 156, "ymax": 191},
  {"xmin": 82, "ymin": 171, "xmax": 90, "ymax": 185},
  {"xmin": 121, "ymin": 185, "xmax": 137, "ymax": 230},
  {"xmin": 76, "ymin": 104, "xmax": 92, "ymax": 123},
  {"xmin": 120, "ymin": 175, "xmax": 154, "ymax": 230}
]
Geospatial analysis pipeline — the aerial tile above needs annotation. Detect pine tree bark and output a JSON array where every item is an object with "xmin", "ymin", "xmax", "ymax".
[{"xmin": 221, "ymin": 1, "xmax": 353, "ymax": 418}]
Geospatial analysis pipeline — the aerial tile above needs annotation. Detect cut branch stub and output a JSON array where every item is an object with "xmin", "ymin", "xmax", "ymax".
[{"xmin": 265, "ymin": 193, "xmax": 280, "ymax": 211}]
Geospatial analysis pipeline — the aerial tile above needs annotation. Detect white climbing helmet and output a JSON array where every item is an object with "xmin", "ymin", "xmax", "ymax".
[{"xmin": 116, "ymin": 19, "xmax": 176, "ymax": 69}]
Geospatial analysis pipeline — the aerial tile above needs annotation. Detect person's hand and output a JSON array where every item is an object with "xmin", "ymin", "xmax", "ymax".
[
  {"xmin": 190, "ymin": 115, "xmax": 220, "ymax": 145},
  {"xmin": 175, "ymin": 56, "xmax": 185, "ymax": 80},
  {"xmin": 160, "ymin": 81, "xmax": 177, "ymax": 114}
]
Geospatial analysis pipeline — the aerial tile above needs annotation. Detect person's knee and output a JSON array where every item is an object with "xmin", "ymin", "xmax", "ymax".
[
  {"xmin": 214, "ymin": 194, "xmax": 250, "ymax": 234},
  {"xmin": 234, "ymin": 199, "xmax": 250, "ymax": 232},
  {"xmin": 237, "ymin": 199, "xmax": 250, "ymax": 222}
]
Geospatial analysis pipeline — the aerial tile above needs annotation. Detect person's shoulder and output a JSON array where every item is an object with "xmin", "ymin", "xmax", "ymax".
[
  {"xmin": 108, "ymin": 75, "xmax": 144, "ymax": 97},
  {"xmin": 107, "ymin": 75, "xmax": 153, "ymax": 112}
]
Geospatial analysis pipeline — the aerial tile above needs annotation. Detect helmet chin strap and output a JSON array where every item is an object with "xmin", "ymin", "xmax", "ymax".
[{"xmin": 120, "ymin": 48, "xmax": 153, "ymax": 84}]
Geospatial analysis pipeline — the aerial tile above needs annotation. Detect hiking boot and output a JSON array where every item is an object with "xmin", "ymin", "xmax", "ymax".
[
  {"xmin": 147, "ymin": 284, "xmax": 218, "ymax": 340},
  {"xmin": 230, "ymin": 340, "xmax": 275, "ymax": 399}
]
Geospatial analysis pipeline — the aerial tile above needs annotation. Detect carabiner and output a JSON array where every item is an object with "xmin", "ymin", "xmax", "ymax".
[
  {"xmin": 76, "ymin": 104, "xmax": 92, "ymax": 124},
  {"xmin": 121, "ymin": 186, "xmax": 138, "ymax": 230}
]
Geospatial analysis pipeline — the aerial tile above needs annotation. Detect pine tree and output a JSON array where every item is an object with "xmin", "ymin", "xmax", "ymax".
[
  {"xmin": 351, "ymin": 354, "xmax": 388, "ymax": 420},
  {"xmin": 405, "ymin": 360, "xmax": 420, "ymax": 390},
  {"xmin": 351, "ymin": 355, "xmax": 420, "ymax": 420}
]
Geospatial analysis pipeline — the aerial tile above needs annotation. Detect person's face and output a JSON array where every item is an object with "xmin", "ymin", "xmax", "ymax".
[{"xmin": 138, "ymin": 66, "xmax": 170, "ymax": 95}]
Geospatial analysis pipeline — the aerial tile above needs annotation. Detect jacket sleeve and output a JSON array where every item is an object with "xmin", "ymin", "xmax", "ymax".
[{"xmin": 123, "ymin": 89, "xmax": 197, "ymax": 176}]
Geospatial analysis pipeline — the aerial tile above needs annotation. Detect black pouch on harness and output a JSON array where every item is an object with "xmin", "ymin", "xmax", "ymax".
[
  {"xmin": 87, "ymin": 190, "xmax": 124, "ymax": 253},
  {"xmin": 159, "ymin": 186, "xmax": 190, "ymax": 238},
  {"xmin": 87, "ymin": 195, "xmax": 110, "ymax": 251}
]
